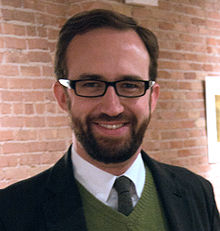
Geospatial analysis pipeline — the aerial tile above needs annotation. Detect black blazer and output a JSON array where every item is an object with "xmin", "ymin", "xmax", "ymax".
[{"xmin": 0, "ymin": 146, "xmax": 219, "ymax": 231}]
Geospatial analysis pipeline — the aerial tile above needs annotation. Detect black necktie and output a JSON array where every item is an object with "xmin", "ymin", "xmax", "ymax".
[{"xmin": 114, "ymin": 176, "xmax": 133, "ymax": 216}]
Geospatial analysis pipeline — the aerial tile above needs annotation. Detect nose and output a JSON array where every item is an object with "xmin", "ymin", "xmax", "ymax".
[{"xmin": 99, "ymin": 86, "xmax": 124, "ymax": 116}]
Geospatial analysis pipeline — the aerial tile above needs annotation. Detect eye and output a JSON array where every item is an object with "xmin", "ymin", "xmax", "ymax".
[
  {"xmin": 80, "ymin": 80, "xmax": 103, "ymax": 88},
  {"xmin": 123, "ymin": 83, "xmax": 138, "ymax": 88},
  {"xmin": 119, "ymin": 81, "xmax": 142, "ymax": 89}
]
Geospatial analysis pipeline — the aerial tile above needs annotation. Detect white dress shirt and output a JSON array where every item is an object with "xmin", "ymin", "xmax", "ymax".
[{"xmin": 71, "ymin": 146, "xmax": 146, "ymax": 210}]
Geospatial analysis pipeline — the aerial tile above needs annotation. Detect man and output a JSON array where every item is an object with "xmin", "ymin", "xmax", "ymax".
[{"xmin": 0, "ymin": 9, "xmax": 219, "ymax": 231}]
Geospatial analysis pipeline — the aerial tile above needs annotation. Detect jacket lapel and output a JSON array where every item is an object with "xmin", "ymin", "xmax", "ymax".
[
  {"xmin": 142, "ymin": 151, "xmax": 195, "ymax": 231},
  {"xmin": 42, "ymin": 146, "xmax": 87, "ymax": 231}
]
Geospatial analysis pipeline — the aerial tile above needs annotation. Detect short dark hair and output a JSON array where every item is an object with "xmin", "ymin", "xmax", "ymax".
[{"xmin": 54, "ymin": 9, "xmax": 159, "ymax": 81}]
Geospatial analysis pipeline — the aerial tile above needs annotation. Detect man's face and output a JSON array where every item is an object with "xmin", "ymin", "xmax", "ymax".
[{"xmin": 56, "ymin": 28, "xmax": 159, "ymax": 164}]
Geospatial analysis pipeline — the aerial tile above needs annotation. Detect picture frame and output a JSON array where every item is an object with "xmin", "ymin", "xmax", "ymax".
[{"xmin": 205, "ymin": 76, "xmax": 220, "ymax": 163}]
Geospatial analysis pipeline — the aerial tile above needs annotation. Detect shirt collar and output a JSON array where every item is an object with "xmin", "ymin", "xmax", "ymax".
[
  {"xmin": 123, "ymin": 153, "xmax": 146, "ymax": 198},
  {"xmin": 71, "ymin": 146, "xmax": 145, "ymax": 203}
]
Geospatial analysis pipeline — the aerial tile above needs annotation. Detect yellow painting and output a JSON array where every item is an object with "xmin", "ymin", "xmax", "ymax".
[{"xmin": 215, "ymin": 95, "xmax": 220, "ymax": 142}]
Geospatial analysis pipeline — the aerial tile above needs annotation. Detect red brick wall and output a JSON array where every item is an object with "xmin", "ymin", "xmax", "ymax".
[
  {"xmin": 0, "ymin": 0, "xmax": 72, "ymax": 187},
  {"xmin": 0, "ymin": 0, "xmax": 220, "ymax": 208}
]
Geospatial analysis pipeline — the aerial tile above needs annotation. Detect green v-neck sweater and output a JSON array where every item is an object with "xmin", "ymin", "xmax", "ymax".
[{"xmin": 77, "ymin": 166, "xmax": 169, "ymax": 231}]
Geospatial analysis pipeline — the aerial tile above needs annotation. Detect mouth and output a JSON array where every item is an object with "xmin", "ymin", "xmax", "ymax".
[
  {"xmin": 99, "ymin": 123, "xmax": 124, "ymax": 129},
  {"xmin": 92, "ymin": 121, "xmax": 130, "ymax": 137}
]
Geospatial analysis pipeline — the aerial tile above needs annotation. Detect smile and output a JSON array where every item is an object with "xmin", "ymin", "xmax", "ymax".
[{"xmin": 99, "ymin": 124, "xmax": 124, "ymax": 129}]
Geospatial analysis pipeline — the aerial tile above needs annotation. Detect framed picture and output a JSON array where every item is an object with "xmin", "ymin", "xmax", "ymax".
[{"xmin": 205, "ymin": 76, "xmax": 220, "ymax": 163}]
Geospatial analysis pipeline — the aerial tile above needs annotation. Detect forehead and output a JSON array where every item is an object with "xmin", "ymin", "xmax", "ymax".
[
  {"xmin": 67, "ymin": 28, "xmax": 148, "ymax": 57},
  {"xmin": 65, "ymin": 28, "xmax": 150, "ymax": 80}
]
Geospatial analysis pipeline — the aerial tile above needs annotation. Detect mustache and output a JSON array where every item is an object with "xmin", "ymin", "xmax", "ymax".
[{"xmin": 88, "ymin": 113, "xmax": 132, "ymax": 122}]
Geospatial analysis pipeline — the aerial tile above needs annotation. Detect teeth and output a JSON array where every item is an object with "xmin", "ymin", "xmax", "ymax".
[{"xmin": 99, "ymin": 124, "xmax": 123, "ymax": 129}]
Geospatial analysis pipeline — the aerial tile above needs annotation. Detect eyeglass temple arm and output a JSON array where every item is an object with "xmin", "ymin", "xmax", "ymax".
[
  {"xmin": 148, "ymin": 81, "xmax": 156, "ymax": 89},
  {"xmin": 58, "ymin": 79, "xmax": 72, "ymax": 89}
]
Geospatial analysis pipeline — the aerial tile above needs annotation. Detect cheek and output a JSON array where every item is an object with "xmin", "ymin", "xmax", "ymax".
[
  {"xmin": 136, "ymin": 105, "xmax": 150, "ymax": 123},
  {"xmin": 130, "ymin": 97, "xmax": 150, "ymax": 119},
  {"xmin": 69, "ymin": 97, "xmax": 96, "ymax": 120}
]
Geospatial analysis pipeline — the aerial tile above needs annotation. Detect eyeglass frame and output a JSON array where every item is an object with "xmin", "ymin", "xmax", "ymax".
[{"xmin": 58, "ymin": 78, "xmax": 156, "ymax": 98}]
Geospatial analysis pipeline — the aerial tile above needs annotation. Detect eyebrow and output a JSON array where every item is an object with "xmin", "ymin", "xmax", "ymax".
[
  {"xmin": 75, "ymin": 73, "xmax": 144, "ymax": 81},
  {"xmin": 121, "ymin": 75, "xmax": 143, "ymax": 81},
  {"xmin": 77, "ymin": 73, "xmax": 103, "ymax": 80}
]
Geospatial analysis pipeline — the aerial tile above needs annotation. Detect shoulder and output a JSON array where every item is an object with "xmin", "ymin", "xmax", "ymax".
[
  {"xmin": 0, "ymin": 150, "xmax": 71, "ymax": 203},
  {"xmin": 0, "ymin": 167, "xmax": 51, "ymax": 210},
  {"xmin": 158, "ymin": 160, "xmax": 212, "ymax": 190},
  {"xmin": 143, "ymin": 153, "xmax": 220, "ymax": 230},
  {"xmin": 0, "ymin": 149, "xmax": 79, "ymax": 230},
  {"xmin": 0, "ymin": 166, "xmax": 53, "ymax": 230},
  {"xmin": 141, "ymin": 151, "xmax": 215, "ymax": 197}
]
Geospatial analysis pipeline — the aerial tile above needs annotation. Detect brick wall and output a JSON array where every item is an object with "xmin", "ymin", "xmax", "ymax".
[
  {"xmin": 0, "ymin": 0, "xmax": 220, "ymax": 208},
  {"xmin": 0, "ymin": 0, "xmax": 72, "ymax": 187}
]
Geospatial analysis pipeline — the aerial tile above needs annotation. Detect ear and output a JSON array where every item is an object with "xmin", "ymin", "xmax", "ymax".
[
  {"xmin": 53, "ymin": 81, "xmax": 69, "ymax": 112},
  {"xmin": 150, "ymin": 83, "xmax": 160, "ymax": 113}
]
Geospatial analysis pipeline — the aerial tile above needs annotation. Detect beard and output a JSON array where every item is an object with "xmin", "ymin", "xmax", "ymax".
[{"xmin": 69, "ymin": 111, "xmax": 151, "ymax": 164}]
